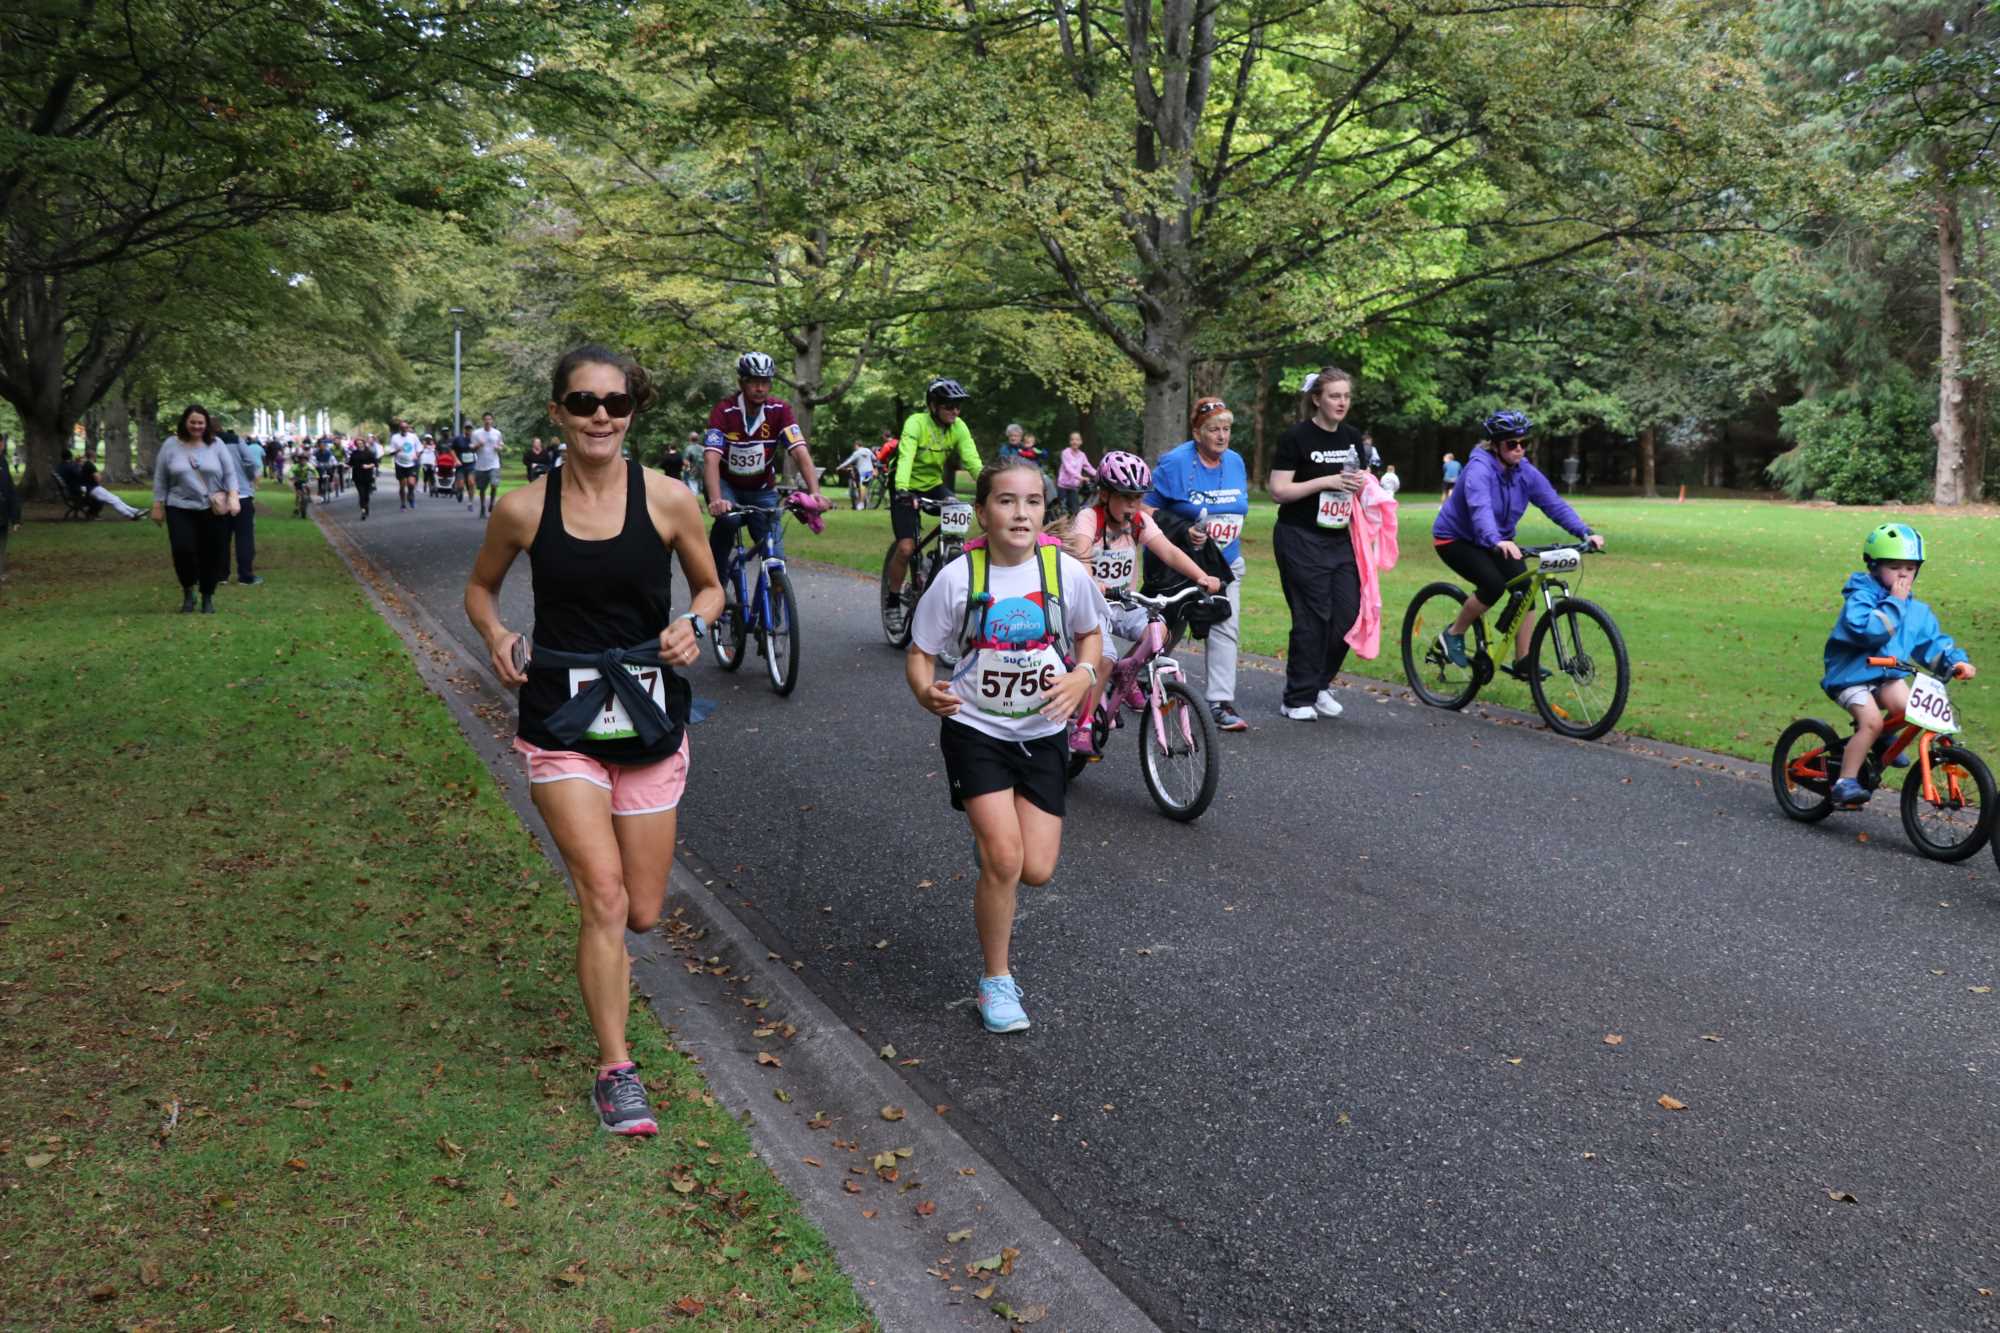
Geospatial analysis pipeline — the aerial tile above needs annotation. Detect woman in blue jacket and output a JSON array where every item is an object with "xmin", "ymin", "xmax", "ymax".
[{"xmin": 1431, "ymin": 411, "xmax": 1602, "ymax": 676}]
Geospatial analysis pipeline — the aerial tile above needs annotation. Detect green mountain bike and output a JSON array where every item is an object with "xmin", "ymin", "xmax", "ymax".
[{"xmin": 1400, "ymin": 543, "xmax": 1630, "ymax": 741}]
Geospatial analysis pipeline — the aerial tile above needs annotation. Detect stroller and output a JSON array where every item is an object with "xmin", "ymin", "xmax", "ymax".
[{"xmin": 429, "ymin": 457, "xmax": 459, "ymax": 498}]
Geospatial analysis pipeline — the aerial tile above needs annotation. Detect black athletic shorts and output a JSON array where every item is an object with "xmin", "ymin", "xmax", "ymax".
[
  {"xmin": 395, "ymin": 464, "xmax": 417, "ymax": 481},
  {"xmin": 1436, "ymin": 539, "xmax": 1526, "ymax": 606},
  {"xmin": 939, "ymin": 719, "xmax": 1067, "ymax": 817},
  {"xmin": 892, "ymin": 484, "xmax": 956, "ymax": 543}
]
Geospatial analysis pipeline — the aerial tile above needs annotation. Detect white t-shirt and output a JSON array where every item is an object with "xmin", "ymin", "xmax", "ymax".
[
  {"xmin": 911, "ymin": 547, "xmax": 1108, "ymax": 742},
  {"xmin": 840, "ymin": 446, "xmax": 874, "ymax": 479},
  {"xmin": 471, "ymin": 427, "xmax": 503, "ymax": 470},
  {"xmin": 390, "ymin": 432, "xmax": 420, "ymax": 467},
  {"xmin": 419, "ymin": 444, "xmax": 437, "ymax": 467}
]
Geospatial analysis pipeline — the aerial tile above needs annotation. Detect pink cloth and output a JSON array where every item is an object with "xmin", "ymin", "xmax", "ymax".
[{"xmin": 1343, "ymin": 473, "xmax": 1401, "ymax": 659}]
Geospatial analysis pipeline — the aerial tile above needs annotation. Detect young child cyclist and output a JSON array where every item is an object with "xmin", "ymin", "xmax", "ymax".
[
  {"xmin": 289, "ymin": 450, "xmax": 314, "ymax": 514},
  {"xmin": 907, "ymin": 458, "xmax": 1108, "ymax": 1033},
  {"xmin": 1821, "ymin": 522, "xmax": 1976, "ymax": 808},
  {"xmin": 1061, "ymin": 450, "xmax": 1221, "ymax": 756}
]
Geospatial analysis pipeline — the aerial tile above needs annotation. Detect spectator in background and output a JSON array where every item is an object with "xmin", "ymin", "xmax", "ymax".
[
  {"xmin": 999, "ymin": 423, "xmax": 1024, "ymax": 462},
  {"xmin": 0, "ymin": 440, "xmax": 20, "ymax": 582},
  {"xmin": 225, "ymin": 430, "xmax": 264, "ymax": 584},
  {"xmin": 263, "ymin": 436, "xmax": 283, "ymax": 479},
  {"xmin": 1056, "ymin": 431, "xmax": 1095, "ymax": 516},
  {"xmin": 524, "ymin": 437, "xmax": 552, "ymax": 481},
  {"xmin": 56, "ymin": 452, "xmax": 99, "ymax": 517},
  {"xmin": 77, "ymin": 456, "xmax": 146, "ymax": 520},
  {"xmin": 1381, "ymin": 463, "xmax": 1402, "ymax": 497},
  {"xmin": 1361, "ymin": 431, "xmax": 1384, "ymax": 476},
  {"xmin": 151, "ymin": 403, "xmax": 243, "ymax": 614},
  {"xmin": 1441, "ymin": 450, "xmax": 1461, "ymax": 503}
]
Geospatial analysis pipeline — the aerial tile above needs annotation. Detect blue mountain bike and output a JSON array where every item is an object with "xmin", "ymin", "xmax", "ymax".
[{"xmin": 710, "ymin": 488, "xmax": 809, "ymax": 695}]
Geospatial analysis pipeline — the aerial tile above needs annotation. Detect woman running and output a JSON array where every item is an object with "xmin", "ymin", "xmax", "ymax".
[
  {"xmin": 907, "ymin": 458, "xmax": 1107, "ymax": 1033},
  {"xmin": 466, "ymin": 344, "xmax": 724, "ymax": 1135}
]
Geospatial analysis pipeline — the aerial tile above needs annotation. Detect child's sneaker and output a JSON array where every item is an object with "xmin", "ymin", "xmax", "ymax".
[
  {"xmin": 592, "ymin": 1062, "xmax": 659, "ymax": 1136},
  {"xmin": 977, "ymin": 975, "xmax": 1030, "ymax": 1033},
  {"xmin": 1068, "ymin": 715, "xmax": 1096, "ymax": 757},
  {"xmin": 1439, "ymin": 630, "xmax": 1470, "ymax": 668},
  {"xmin": 1830, "ymin": 777, "xmax": 1870, "ymax": 809}
]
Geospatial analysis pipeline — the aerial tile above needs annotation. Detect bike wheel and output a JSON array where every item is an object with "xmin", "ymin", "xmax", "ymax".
[
  {"xmin": 1771, "ymin": 718, "xmax": 1842, "ymax": 823},
  {"xmin": 1401, "ymin": 583, "xmax": 1484, "ymax": 710},
  {"xmin": 1901, "ymin": 741, "xmax": 1996, "ymax": 862},
  {"xmin": 712, "ymin": 579, "xmax": 747, "ymax": 672},
  {"xmin": 1138, "ymin": 679, "xmax": 1219, "ymax": 822},
  {"xmin": 879, "ymin": 545, "xmax": 917, "ymax": 648},
  {"xmin": 1528, "ymin": 598, "xmax": 1630, "ymax": 741},
  {"xmin": 764, "ymin": 569, "xmax": 800, "ymax": 696}
]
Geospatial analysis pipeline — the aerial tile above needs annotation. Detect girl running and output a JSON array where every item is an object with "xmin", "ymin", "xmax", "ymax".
[
  {"xmin": 466, "ymin": 343, "xmax": 724, "ymax": 1135},
  {"xmin": 907, "ymin": 459, "xmax": 1107, "ymax": 1033}
]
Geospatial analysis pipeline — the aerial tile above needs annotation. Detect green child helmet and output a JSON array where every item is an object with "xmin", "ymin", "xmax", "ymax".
[{"xmin": 1862, "ymin": 521, "xmax": 1926, "ymax": 565}]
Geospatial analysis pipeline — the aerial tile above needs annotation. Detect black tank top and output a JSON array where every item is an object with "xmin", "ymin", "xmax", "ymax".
[{"xmin": 517, "ymin": 460, "xmax": 685, "ymax": 763}]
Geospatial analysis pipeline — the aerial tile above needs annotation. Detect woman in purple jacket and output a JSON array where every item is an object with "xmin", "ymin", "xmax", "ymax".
[{"xmin": 1431, "ymin": 411, "xmax": 1603, "ymax": 677}]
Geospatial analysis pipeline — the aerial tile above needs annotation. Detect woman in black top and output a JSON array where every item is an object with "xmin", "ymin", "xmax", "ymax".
[
  {"xmin": 1267, "ymin": 366, "xmax": 1370, "ymax": 720},
  {"xmin": 465, "ymin": 344, "xmax": 723, "ymax": 1137},
  {"xmin": 348, "ymin": 439, "xmax": 380, "ymax": 519}
]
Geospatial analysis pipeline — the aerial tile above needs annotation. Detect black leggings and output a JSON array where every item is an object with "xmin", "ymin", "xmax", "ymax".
[
  {"xmin": 1272, "ymin": 522, "xmax": 1361, "ymax": 708},
  {"xmin": 1436, "ymin": 540, "xmax": 1526, "ymax": 607},
  {"xmin": 165, "ymin": 506, "xmax": 229, "ymax": 595}
]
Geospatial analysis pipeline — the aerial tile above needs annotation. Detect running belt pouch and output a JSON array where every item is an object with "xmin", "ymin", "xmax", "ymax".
[{"xmin": 535, "ymin": 644, "xmax": 690, "ymax": 750}]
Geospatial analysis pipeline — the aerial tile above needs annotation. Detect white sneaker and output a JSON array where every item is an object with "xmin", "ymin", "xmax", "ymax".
[
  {"xmin": 1313, "ymin": 690, "xmax": 1344, "ymax": 719},
  {"xmin": 1282, "ymin": 704, "xmax": 1316, "ymax": 721}
]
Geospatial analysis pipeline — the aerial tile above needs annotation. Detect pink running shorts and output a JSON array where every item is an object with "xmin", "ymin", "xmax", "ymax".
[{"xmin": 512, "ymin": 735, "xmax": 690, "ymax": 816}]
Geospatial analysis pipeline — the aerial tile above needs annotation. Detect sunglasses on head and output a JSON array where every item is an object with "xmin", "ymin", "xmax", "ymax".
[{"xmin": 560, "ymin": 390, "xmax": 636, "ymax": 419}]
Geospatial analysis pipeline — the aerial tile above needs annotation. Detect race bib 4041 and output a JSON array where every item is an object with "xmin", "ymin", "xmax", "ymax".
[
  {"xmin": 568, "ymin": 666, "xmax": 667, "ymax": 740},
  {"xmin": 970, "ymin": 645, "xmax": 1065, "ymax": 718},
  {"xmin": 1204, "ymin": 514, "xmax": 1243, "ymax": 547}
]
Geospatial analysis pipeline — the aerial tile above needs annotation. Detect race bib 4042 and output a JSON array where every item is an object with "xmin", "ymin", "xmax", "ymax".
[
  {"xmin": 970, "ymin": 645, "xmax": 1065, "ymax": 718},
  {"xmin": 1316, "ymin": 490, "xmax": 1351, "ymax": 529},
  {"xmin": 568, "ymin": 666, "xmax": 667, "ymax": 740}
]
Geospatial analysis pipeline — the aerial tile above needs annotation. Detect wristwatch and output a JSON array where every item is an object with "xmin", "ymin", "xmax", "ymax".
[{"xmin": 680, "ymin": 611, "xmax": 709, "ymax": 640}]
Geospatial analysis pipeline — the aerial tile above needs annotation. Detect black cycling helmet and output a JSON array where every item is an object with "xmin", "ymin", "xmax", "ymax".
[
  {"xmin": 736, "ymin": 351, "xmax": 775, "ymax": 379},
  {"xmin": 1482, "ymin": 410, "xmax": 1532, "ymax": 442},
  {"xmin": 926, "ymin": 377, "xmax": 971, "ymax": 405}
]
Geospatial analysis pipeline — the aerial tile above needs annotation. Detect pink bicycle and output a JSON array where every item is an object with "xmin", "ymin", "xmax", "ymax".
[{"xmin": 1068, "ymin": 584, "xmax": 1228, "ymax": 821}]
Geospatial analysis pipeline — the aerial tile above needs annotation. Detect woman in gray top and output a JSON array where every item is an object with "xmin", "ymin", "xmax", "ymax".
[{"xmin": 151, "ymin": 404, "xmax": 244, "ymax": 613}]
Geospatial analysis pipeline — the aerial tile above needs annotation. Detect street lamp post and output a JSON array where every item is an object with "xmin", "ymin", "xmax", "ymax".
[{"xmin": 449, "ymin": 307, "xmax": 465, "ymax": 443}]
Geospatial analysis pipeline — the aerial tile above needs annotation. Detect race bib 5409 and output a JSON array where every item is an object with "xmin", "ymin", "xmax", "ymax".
[{"xmin": 568, "ymin": 666, "xmax": 667, "ymax": 740}]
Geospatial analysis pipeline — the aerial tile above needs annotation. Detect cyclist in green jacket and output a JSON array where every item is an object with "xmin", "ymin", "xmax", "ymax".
[{"xmin": 886, "ymin": 377, "xmax": 985, "ymax": 608}]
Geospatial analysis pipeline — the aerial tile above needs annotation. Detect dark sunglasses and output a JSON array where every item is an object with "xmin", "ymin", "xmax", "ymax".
[
  {"xmin": 1499, "ymin": 438, "xmax": 1529, "ymax": 450},
  {"xmin": 560, "ymin": 390, "xmax": 636, "ymax": 419}
]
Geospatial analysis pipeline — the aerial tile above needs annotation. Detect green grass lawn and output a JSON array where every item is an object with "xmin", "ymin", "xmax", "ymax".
[
  {"xmin": 799, "ymin": 489, "xmax": 2000, "ymax": 762},
  {"xmin": 0, "ymin": 506, "xmax": 872, "ymax": 1330}
]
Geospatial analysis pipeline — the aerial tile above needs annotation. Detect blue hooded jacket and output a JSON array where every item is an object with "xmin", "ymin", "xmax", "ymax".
[
  {"xmin": 1432, "ymin": 446, "xmax": 1590, "ymax": 548},
  {"xmin": 1820, "ymin": 571, "xmax": 1966, "ymax": 697}
]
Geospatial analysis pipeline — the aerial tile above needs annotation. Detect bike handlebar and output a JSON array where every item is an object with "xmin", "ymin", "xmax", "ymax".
[
  {"xmin": 1519, "ymin": 542, "xmax": 1598, "ymax": 557},
  {"xmin": 1111, "ymin": 584, "xmax": 1224, "ymax": 616}
]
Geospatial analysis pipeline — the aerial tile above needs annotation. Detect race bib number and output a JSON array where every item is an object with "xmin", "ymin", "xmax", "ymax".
[
  {"xmin": 1316, "ymin": 490, "xmax": 1351, "ymax": 530},
  {"xmin": 1204, "ymin": 514, "xmax": 1243, "ymax": 547},
  {"xmin": 1906, "ymin": 671, "xmax": 1960, "ymax": 735},
  {"xmin": 1092, "ymin": 548, "xmax": 1136, "ymax": 590},
  {"xmin": 972, "ymin": 646, "xmax": 1065, "ymax": 718},
  {"xmin": 939, "ymin": 503, "xmax": 972, "ymax": 536},
  {"xmin": 725, "ymin": 442, "xmax": 768, "ymax": 475},
  {"xmin": 567, "ymin": 666, "xmax": 667, "ymax": 741}
]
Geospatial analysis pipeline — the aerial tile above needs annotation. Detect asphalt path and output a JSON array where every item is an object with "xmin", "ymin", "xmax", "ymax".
[{"xmin": 324, "ymin": 483, "xmax": 2000, "ymax": 1332}]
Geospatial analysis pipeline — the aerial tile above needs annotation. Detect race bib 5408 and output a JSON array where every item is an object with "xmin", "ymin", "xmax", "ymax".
[{"xmin": 568, "ymin": 666, "xmax": 667, "ymax": 740}]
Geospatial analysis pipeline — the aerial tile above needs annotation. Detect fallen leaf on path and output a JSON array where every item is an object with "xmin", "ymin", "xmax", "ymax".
[
  {"xmin": 881, "ymin": 1105, "xmax": 906, "ymax": 1121},
  {"xmin": 790, "ymin": 1262, "xmax": 812, "ymax": 1284},
  {"xmin": 842, "ymin": 1180, "xmax": 861, "ymax": 1194},
  {"xmin": 1971, "ymin": 986, "xmax": 1993, "ymax": 995},
  {"xmin": 975, "ymin": 1283, "xmax": 996, "ymax": 1300},
  {"xmin": 1856, "ymin": 833, "xmax": 1870, "ymax": 843},
  {"xmin": 756, "ymin": 1052, "xmax": 782, "ymax": 1067},
  {"xmin": 1827, "ymin": 1189, "xmax": 1858, "ymax": 1204},
  {"xmin": 1657, "ymin": 1095, "xmax": 1687, "ymax": 1112},
  {"xmin": 549, "ymin": 1263, "xmax": 587, "ymax": 1288},
  {"xmin": 1014, "ymin": 1304, "xmax": 1050, "ymax": 1324},
  {"xmin": 874, "ymin": 939, "xmax": 889, "ymax": 950},
  {"xmin": 500, "ymin": 1190, "xmax": 519, "ymax": 1209},
  {"xmin": 284, "ymin": 1157, "xmax": 308, "ymax": 1171},
  {"xmin": 671, "ymin": 1176, "xmax": 696, "ymax": 1194},
  {"xmin": 1602, "ymin": 1034, "xmax": 1624, "ymax": 1046},
  {"xmin": 672, "ymin": 1296, "xmax": 705, "ymax": 1316},
  {"xmin": 803, "ymin": 1157, "xmax": 823, "ymax": 1168},
  {"xmin": 1504, "ymin": 1057, "xmax": 1523, "ymax": 1066},
  {"xmin": 24, "ymin": 1153, "xmax": 55, "ymax": 1169},
  {"xmin": 915, "ymin": 1200, "xmax": 936, "ymax": 1216},
  {"xmin": 1700, "ymin": 1034, "xmax": 1723, "ymax": 1043},
  {"xmin": 948, "ymin": 1228, "xmax": 973, "ymax": 1243},
  {"xmin": 879, "ymin": 1044, "xmax": 897, "ymax": 1060},
  {"xmin": 861, "ymin": 1208, "xmax": 877, "ymax": 1218},
  {"xmin": 437, "ymin": 1136, "xmax": 464, "ymax": 1160},
  {"xmin": 773, "ymin": 1089, "xmax": 791, "ymax": 1103},
  {"xmin": 139, "ymin": 1260, "xmax": 162, "ymax": 1288},
  {"xmin": 807, "ymin": 1112, "xmax": 832, "ymax": 1130},
  {"xmin": 88, "ymin": 1283, "xmax": 116, "ymax": 1302}
]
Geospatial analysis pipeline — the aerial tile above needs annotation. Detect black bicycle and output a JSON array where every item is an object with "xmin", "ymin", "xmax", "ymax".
[{"xmin": 879, "ymin": 494, "xmax": 973, "ymax": 649}]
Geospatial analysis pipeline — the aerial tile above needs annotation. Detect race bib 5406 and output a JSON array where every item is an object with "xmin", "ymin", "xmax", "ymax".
[{"xmin": 1906, "ymin": 671, "xmax": 1960, "ymax": 735}]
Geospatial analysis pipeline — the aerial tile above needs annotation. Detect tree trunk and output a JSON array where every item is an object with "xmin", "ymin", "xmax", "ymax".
[
  {"xmin": 1638, "ymin": 426, "xmax": 1658, "ymax": 498},
  {"xmin": 21, "ymin": 415, "xmax": 76, "ymax": 500},
  {"xmin": 134, "ymin": 383, "xmax": 162, "ymax": 482},
  {"xmin": 83, "ymin": 409, "xmax": 101, "ymax": 463},
  {"xmin": 788, "ymin": 322, "xmax": 825, "ymax": 484},
  {"xmin": 1933, "ymin": 179, "xmax": 1981, "ymax": 504},
  {"xmin": 102, "ymin": 391, "xmax": 134, "ymax": 483},
  {"xmin": 1250, "ymin": 357, "xmax": 1272, "ymax": 486}
]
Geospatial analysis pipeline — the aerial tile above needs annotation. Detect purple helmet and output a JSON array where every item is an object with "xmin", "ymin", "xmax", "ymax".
[{"xmin": 1097, "ymin": 449, "xmax": 1151, "ymax": 495}]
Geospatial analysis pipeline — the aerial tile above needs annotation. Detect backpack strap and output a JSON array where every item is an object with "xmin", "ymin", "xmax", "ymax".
[{"xmin": 958, "ymin": 537, "xmax": 1072, "ymax": 661}]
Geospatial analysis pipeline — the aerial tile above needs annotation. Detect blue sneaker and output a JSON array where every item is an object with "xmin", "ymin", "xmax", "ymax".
[
  {"xmin": 1830, "ymin": 777, "xmax": 1870, "ymax": 809},
  {"xmin": 1439, "ymin": 630, "xmax": 1469, "ymax": 668},
  {"xmin": 977, "ymin": 975, "xmax": 1031, "ymax": 1033}
]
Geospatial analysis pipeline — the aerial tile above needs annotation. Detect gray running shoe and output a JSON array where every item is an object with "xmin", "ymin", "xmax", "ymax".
[{"xmin": 592, "ymin": 1063, "xmax": 658, "ymax": 1137}]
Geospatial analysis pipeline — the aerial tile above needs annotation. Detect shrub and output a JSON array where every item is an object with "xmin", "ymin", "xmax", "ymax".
[{"xmin": 1767, "ymin": 370, "xmax": 1935, "ymax": 504}]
